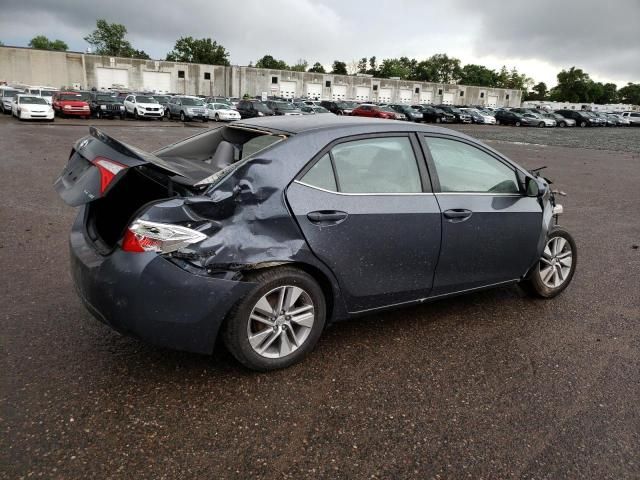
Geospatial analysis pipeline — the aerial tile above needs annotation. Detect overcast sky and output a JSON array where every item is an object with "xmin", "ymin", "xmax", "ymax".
[{"xmin": 1, "ymin": 0, "xmax": 638, "ymax": 88}]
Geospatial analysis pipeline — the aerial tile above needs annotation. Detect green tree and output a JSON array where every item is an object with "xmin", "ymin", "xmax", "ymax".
[
  {"xmin": 166, "ymin": 37, "xmax": 229, "ymax": 65},
  {"xmin": 525, "ymin": 82, "xmax": 548, "ymax": 101},
  {"xmin": 548, "ymin": 67, "xmax": 593, "ymax": 102},
  {"xmin": 597, "ymin": 83, "xmax": 618, "ymax": 104},
  {"xmin": 308, "ymin": 62, "xmax": 326, "ymax": 73},
  {"xmin": 84, "ymin": 19, "xmax": 148, "ymax": 59},
  {"xmin": 618, "ymin": 83, "xmax": 640, "ymax": 105},
  {"xmin": 459, "ymin": 64, "xmax": 497, "ymax": 87},
  {"xmin": 290, "ymin": 59, "xmax": 308, "ymax": 72},
  {"xmin": 378, "ymin": 58, "xmax": 412, "ymax": 79},
  {"xmin": 29, "ymin": 35, "xmax": 68, "ymax": 51},
  {"xmin": 357, "ymin": 57, "xmax": 368, "ymax": 74},
  {"xmin": 255, "ymin": 55, "xmax": 288, "ymax": 70},
  {"xmin": 367, "ymin": 56, "xmax": 378, "ymax": 76},
  {"xmin": 331, "ymin": 60, "xmax": 348, "ymax": 75},
  {"xmin": 420, "ymin": 54, "xmax": 462, "ymax": 84}
]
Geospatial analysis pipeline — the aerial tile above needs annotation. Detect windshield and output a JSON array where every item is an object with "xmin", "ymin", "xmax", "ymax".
[
  {"xmin": 59, "ymin": 94, "xmax": 85, "ymax": 101},
  {"xmin": 380, "ymin": 106, "xmax": 395, "ymax": 113},
  {"xmin": 213, "ymin": 103, "xmax": 230, "ymax": 110},
  {"xmin": 2, "ymin": 90, "xmax": 18, "ymax": 98},
  {"xmin": 336, "ymin": 101, "xmax": 356, "ymax": 109},
  {"xmin": 137, "ymin": 96, "xmax": 158, "ymax": 103},
  {"xmin": 181, "ymin": 97, "xmax": 204, "ymax": 106},
  {"xmin": 20, "ymin": 96, "xmax": 48, "ymax": 105},
  {"xmin": 449, "ymin": 107, "xmax": 462, "ymax": 113},
  {"xmin": 41, "ymin": 90, "xmax": 55, "ymax": 97},
  {"xmin": 275, "ymin": 102, "xmax": 295, "ymax": 110},
  {"xmin": 96, "ymin": 95, "xmax": 118, "ymax": 103},
  {"xmin": 315, "ymin": 106, "xmax": 330, "ymax": 113},
  {"xmin": 152, "ymin": 96, "xmax": 169, "ymax": 102}
]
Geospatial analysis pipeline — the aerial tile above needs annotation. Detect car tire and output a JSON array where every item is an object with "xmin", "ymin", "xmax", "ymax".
[
  {"xmin": 538, "ymin": 122, "xmax": 545, "ymax": 128},
  {"xmin": 520, "ymin": 226, "xmax": 577, "ymax": 299},
  {"xmin": 223, "ymin": 266, "xmax": 326, "ymax": 371},
  {"xmin": 496, "ymin": 120, "xmax": 500, "ymax": 125},
  {"xmin": 559, "ymin": 121, "xmax": 566, "ymax": 128},
  {"xmin": 214, "ymin": 113, "xmax": 220, "ymax": 122},
  {"xmin": 435, "ymin": 117, "xmax": 441, "ymax": 123},
  {"xmin": 134, "ymin": 109, "xmax": 140, "ymax": 120},
  {"xmin": 579, "ymin": 121, "xmax": 587, "ymax": 127},
  {"xmin": 515, "ymin": 121, "xmax": 521, "ymax": 127},
  {"xmin": 180, "ymin": 111, "xmax": 186, "ymax": 122},
  {"xmin": 96, "ymin": 110, "xmax": 102, "ymax": 119}
]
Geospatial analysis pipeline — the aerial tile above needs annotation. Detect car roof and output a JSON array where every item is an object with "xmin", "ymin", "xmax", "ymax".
[{"xmin": 233, "ymin": 115, "xmax": 470, "ymax": 136}]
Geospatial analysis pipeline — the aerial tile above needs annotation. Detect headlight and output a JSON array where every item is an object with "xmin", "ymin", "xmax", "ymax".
[
  {"xmin": 120, "ymin": 105, "xmax": 125, "ymax": 110},
  {"xmin": 64, "ymin": 105, "xmax": 71, "ymax": 109},
  {"xmin": 257, "ymin": 112, "xmax": 264, "ymax": 116},
  {"xmin": 100, "ymin": 105, "xmax": 106, "ymax": 110},
  {"xmin": 83, "ymin": 105, "xmax": 89, "ymax": 110},
  {"xmin": 21, "ymin": 107, "xmax": 31, "ymax": 113}
]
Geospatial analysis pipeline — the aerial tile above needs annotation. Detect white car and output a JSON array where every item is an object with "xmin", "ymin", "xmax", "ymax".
[
  {"xmin": 12, "ymin": 94, "xmax": 54, "ymax": 121},
  {"xmin": 123, "ymin": 94, "xmax": 164, "ymax": 119},
  {"xmin": 0, "ymin": 86, "xmax": 20, "ymax": 114},
  {"xmin": 206, "ymin": 102, "xmax": 241, "ymax": 122},
  {"xmin": 26, "ymin": 87, "xmax": 58, "ymax": 105},
  {"xmin": 462, "ymin": 108, "xmax": 496, "ymax": 124},
  {"xmin": 621, "ymin": 111, "xmax": 640, "ymax": 125}
]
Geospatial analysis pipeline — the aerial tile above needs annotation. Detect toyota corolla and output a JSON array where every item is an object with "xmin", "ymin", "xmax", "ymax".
[{"xmin": 55, "ymin": 116, "xmax": 576, "ymax": 371}]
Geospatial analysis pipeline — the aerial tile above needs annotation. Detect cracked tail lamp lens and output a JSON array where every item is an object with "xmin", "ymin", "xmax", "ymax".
[{"xmin": 122, "ymin": 220, "xmax": 207, "ymax": 254}]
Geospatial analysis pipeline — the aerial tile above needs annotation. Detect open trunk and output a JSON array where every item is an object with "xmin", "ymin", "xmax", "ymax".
[{"xmin": 55, "ymin": 126, "xmax": 285, "ymax": 252}]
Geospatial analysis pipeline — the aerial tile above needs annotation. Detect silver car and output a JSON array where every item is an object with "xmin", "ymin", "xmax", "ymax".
[
  {"xmin": 0, "ymin": 87, "xmax": 20, "ymax": 114},
  {"xmin": 543, "ymin": 113, "xmax": 575, "ymax": 127},
  {"xmin": 524, "ymin": 112, "xmax": 556, "ymax": 127}
]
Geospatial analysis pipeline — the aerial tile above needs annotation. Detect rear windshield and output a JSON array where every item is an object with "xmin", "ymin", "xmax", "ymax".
[
  {"xmin": 20, "ymin": 96, "xmax": 48, "ymax": 104},
  {"xmin": 1, "ymin": 90, "xmax": 18, "ymax": 98}
]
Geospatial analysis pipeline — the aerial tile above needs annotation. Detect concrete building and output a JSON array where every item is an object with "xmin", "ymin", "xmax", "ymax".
[{"xmin": 0, "ymin": 46, "xmax": 522, "ymax": 106}]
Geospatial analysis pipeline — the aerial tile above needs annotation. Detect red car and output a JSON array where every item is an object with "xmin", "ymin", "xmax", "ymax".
[
  {"xmin": 350, "ymin": 104, "xmax": 397, "ymax": 119},
  {"xmin": 52, "ymin": 92, "xmax": 91, "ymax": 118}
]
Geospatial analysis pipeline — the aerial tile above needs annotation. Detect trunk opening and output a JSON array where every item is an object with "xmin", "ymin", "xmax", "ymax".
[{"xmin": 86, "ymin": 167, "xmax": 181, "ymax": 252}]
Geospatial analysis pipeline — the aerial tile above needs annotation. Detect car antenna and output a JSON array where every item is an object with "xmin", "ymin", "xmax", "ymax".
[{"xmin": 530, "ymin": 166, "xmax": 547, "ymax": 173}]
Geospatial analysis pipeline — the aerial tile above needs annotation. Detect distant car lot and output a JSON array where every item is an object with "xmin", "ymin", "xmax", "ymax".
[{"xmin": 1, "ymin": 116, "xmax": 639, "ymax": 478}]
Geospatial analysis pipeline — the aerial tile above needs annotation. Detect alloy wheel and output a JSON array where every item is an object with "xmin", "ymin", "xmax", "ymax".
[
  {"xmin": 539, "ymin": 237, "xmax": 573, "ymax": 289},
  {"xmin": 246, "ymin": 285, "xmax": 315, "ymax": 359}
]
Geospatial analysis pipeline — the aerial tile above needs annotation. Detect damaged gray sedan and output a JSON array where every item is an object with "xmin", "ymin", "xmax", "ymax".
[{"xmin": 55, "ymin": 116, "xmax": 577, "ymax": 371}]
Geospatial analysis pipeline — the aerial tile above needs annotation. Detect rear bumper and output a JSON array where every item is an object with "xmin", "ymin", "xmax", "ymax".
[{"xmin": 69, "ymin": 210, "xmax": 254, "ymax": 354}]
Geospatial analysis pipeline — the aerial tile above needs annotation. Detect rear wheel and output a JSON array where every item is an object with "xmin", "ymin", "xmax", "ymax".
[
  {"xmin": 520, "ymin": 227, "xmax": 577, "ymax": 298},
  {"xmin": 214, "ymin": 113, "xmax": 220, "ymax": 122},
  {"xmin": 180, "ymin": 111, "xmax": 186, "ymax": 122},
  {"xmin": 559, "ymin": 121, "xmax": 566, "ymax": 127},
  {"xmin": 223, "ymin": 267, "xmax": 326, "ymax": 371},
  {"xmin": 579, "ymin": 121, "xmax": 587, "ymax": 127}
]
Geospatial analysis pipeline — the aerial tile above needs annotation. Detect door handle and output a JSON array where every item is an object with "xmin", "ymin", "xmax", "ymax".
[
  {"xmin": 443, "ymin": 209, "xmax": 473, "ymax": 221},
  {"xmin": 307, "ymin": 210, "xmax": 348, "ymax": 223}
]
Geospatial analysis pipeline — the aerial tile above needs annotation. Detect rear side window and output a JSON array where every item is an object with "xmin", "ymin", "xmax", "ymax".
[
  {"xmin": 302, "ymin": 137, "xmax": 423, "ymax": 194},
  {"xmin": 301, "ymin": 154, "xmax": 336, "ymax": 191},
  {"xmin": 425, "ymin": 137, "xmax": 519, "ymax": 194}
]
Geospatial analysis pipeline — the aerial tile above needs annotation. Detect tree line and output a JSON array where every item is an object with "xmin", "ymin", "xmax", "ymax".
[{"xmin": 7, "ymin": 19, "xmax": 640, "ymax": 105}]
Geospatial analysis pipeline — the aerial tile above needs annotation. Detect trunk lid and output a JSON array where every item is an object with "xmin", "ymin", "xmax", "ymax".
[{"xmin": 54, "ymin": 127, "xmax": 204, "ymax": 207}]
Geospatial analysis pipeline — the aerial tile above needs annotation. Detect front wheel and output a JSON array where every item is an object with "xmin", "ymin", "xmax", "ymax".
[
  {"xmin": 180, "ymin": 111, "xmax": 186, "ymax": 122},
  {"xmin": 538, "ymin": 122, "xmax": 545, "ymax": 128},
  {"xmin": 579, "ymin": 121, "xmax": 587, "ymax": 127},
  {"xmin": 214, "ymin": 113, "xmax": 220, "ymax": 122},
  {"xmin": 515, "ymin": 121, "xmax": 521, "ymax": 127},
  {"xmin": 520, "ymin": 227, "xmax": 577, "ymax": 298},
  {"xmin": 435, "ymin": 117, "xmax": 441, "ymax": 123},
  {"xmin": 223, "ymin": 267, "xmax": 326, "ymax": 371},
  {"xmin": 559, "ymin": 121, "xmax": 566, "ymax": 128}
]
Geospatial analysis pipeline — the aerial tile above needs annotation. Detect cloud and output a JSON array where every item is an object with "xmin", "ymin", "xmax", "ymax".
[{"xmin": 0, "ymin": 0, "xmax": 638, "ymax": 87}]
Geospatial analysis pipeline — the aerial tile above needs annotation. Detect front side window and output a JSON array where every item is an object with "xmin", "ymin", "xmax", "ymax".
[
  {"xmin": 425, "ymin": 137, "xmax": 519, "ymax": 194},
  {"xmin": 302, "ymin": 137, "xmax": 422, "ymax": 194}
]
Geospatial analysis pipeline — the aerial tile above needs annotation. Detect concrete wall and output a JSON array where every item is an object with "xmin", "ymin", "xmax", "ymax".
[{"xmin": 0, "ymin": 46, "xmax": 522, "ymax": 106}]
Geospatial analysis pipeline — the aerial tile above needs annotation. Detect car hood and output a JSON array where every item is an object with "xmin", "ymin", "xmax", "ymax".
[{"xmin": 137, "ymin": 102, "xmax": 163, "ymax": 108}]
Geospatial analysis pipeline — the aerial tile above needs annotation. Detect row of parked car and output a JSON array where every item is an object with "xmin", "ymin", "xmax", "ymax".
[{"xmin": 2, "ymin": 85, "xmax": 639, "ymax": 127}]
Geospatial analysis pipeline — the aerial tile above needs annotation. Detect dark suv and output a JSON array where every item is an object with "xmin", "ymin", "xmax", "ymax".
[
  {"xmin": 320, "ymin": 101, "xmax": 357, "ymax": 115},
  {"xmin": 436, "ymin": 105, "xmax": 472, "ymax": 123},
  {"xmin": 411, "ymin": 105, "xmax": 455, "ymax": 123},
  {"xmin": 236, "ymin": 100, "xmax": 274, "ymax": 119},
  {"xmin": 554, "ymin": 110, "xmax": 596, "ymax": 128},
  {"xmin": 89, "ymin": 92, "xmax": 125, "ymax": 119}
]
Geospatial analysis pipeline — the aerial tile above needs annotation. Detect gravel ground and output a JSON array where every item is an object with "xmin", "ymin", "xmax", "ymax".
[
  {"xmin": 1, "ymin": 116, "xmax": 639, "ymax": 479},
  {"xmin": 447, "ymin": 123, "xmax": 640, "ymax": 153}
]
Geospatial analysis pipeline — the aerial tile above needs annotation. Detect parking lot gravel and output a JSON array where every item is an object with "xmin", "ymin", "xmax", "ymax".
[
  {"xmin": 1, "ymin": 116, "xmax": 639, "ymax": 479},
  {"xmin": 448, "ymin": 123, "xmax": 640, "ymax": 153}
]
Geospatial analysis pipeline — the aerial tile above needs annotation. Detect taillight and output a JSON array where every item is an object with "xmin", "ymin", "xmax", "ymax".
[
  {"xmin": 122, "ymin": 220, "xmax": 207, "ymax": 254},
  {"xmin": 92, "ymin": 157, "xmax": 126, "ymax": 194}
]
